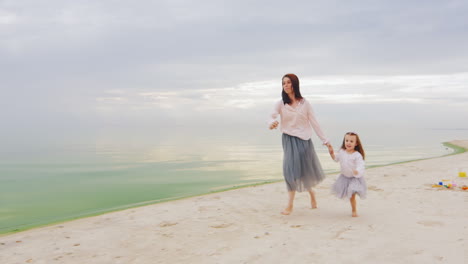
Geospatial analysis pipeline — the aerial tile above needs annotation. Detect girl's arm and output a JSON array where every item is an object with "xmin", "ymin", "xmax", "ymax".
[
  {"xmin": 305, "ymin": 100, "xmax": 328, "ymax": 144},
  {"xmin": 352, "ymin": 153, "xmax": 365, "ymax": 178},
  {"xmin": 268, "ymin": 100, "xmax": 281, "ymax": 129}
]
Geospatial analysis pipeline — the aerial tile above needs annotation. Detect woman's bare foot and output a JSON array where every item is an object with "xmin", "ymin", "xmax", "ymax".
[
  {"xmin": 311, "ymin": 200, "xmax": 317, "ymax": 209},
  {"xmin": 281, "ymin": 206, "xmax": 293, "ymax": 215},
  {"xmin": 352, "ymin": 211, "xmax": 358, "ymax": 217}
]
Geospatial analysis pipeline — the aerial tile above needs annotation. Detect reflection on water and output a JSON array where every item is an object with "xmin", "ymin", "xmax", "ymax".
[{"xmin": 0, "ymin": 126, "xmax": 465, "ymax": 233}]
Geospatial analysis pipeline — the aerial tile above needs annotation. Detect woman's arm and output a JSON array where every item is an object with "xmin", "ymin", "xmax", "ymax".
[
  {"xmin": 268, "ymin": 101, "xmax": 281, "ymax": 130},
  {"xmin": 306, "ymin": 101, "xmax": 328, "ymax": 144}
]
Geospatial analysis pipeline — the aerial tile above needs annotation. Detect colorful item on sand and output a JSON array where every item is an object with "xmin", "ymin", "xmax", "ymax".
[{"xmin": 432, "ymin": 179, "xmax": 467, "ymax": 190}]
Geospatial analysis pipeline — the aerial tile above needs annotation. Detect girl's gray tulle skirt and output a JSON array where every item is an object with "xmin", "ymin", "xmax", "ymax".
[
  {"xmin": 331, "ymin": 175, "xmax": 367, "ymax": 199},
  {"xmin": 282, "ymin": 133, "xmax": 326, "ymax": 192}
]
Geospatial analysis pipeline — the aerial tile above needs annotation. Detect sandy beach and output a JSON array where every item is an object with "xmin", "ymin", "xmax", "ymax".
[{"xmin": 1, "ymin": 140, "xmax": 467, "ymax": 264}]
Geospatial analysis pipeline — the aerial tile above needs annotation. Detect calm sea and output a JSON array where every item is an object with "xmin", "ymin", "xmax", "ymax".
[{"xmin": 0, "ymin": 126, "xmax": 466, "ymax": 234}]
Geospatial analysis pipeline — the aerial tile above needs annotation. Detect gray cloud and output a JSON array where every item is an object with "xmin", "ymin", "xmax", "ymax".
[{"xmin": 1, "ymin": 0, "xmax": 468, "ymax": 133}]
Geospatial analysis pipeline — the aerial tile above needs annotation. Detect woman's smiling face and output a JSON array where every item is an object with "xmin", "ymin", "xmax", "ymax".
[{"xmin": 282, "ymin": 77, "xmax": 293, "ymax": 95}]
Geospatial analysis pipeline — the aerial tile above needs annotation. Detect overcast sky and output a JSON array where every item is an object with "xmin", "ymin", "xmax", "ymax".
[{"xmin": 1, "ymin": 0, "xmax": 468, "ymax": 136}]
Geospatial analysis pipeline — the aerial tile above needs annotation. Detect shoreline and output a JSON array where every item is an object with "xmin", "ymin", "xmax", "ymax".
[
  {"xmin": 1, "ymin": 141, "xmax": 465, "ymax": 236},
  {"xmin": 1, "ymin": 140, "xmax": 467, "ymax": 263}
]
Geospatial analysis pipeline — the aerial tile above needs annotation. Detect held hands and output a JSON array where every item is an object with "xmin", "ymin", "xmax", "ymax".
[
  {"xmin": 326, "ymin": 143, "xmax": 335, "ymax": 160},
  {"xmin": 353, "ymin": 169, "xmax": 359, "ymax": 176},
  {"xmin": 326, "ymin": 143, "xmax": 334, "ymax": 155},
  {"xmin": 269, "ymin": 121, "xmax": 279, "ymax": 130}
]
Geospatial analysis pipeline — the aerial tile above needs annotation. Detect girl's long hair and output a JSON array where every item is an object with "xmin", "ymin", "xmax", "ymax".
[
  {"xmin": 282, "ymin": 73, "xmax": 303, "ymax": 105},
  {"xmin": 341, "ymin": 132, "xmax": 365, "ymax": 160}
]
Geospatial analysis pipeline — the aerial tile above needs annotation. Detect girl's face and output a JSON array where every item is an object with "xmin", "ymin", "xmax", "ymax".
[
  {"xmin": 282, "ymin": 77, "xmax": 293, "ymax": 95},
  {"xmin": 344, "ymin": 134, "xmax": 358, "ymax": 152}
]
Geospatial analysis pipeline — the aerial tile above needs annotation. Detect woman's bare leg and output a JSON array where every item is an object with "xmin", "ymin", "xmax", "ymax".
[
  {"xmin": 350, "ymin": 193, "xmax": 358, "ymax": 217},
  {"xmin": 281, "ymin": 191, "xmax": 296, "ymax": 215},
  {"xmin": 308, "ymin": 189, "xmax": 317, "ymax": 209}
]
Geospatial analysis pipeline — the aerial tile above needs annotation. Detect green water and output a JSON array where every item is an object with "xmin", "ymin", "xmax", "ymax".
[
  {"xmin": 0, "ymin": 157, "xmax": 274, "ymax": 234},
  {"xmin": 0, "ymin": 127, "xmax": 465, "ymax": 234}
]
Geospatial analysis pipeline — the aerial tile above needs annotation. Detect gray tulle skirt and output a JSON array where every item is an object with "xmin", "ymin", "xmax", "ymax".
[
  {"xmin": 282, "ymin": 133, "xmax": 326, "ymax": 192},
  {"xmin": 331, "ymin": 174, "xmax": 367, "ymax": 199}
]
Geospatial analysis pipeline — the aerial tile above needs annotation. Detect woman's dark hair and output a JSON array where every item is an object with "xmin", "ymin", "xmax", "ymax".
[
  {"xmin": 340, "ymin": 132, "xmax": 366, "ymax": 160},
  {"xmin": 282, "ymin": 73, "xmax": 303, "ymax": 105}
]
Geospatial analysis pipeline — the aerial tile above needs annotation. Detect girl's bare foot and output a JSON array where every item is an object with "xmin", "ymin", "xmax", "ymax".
[
  {"xmin": 350, "ymin": 194, "xmax": 357, "ymax": 217},
  {"xmin": 281, "ymin": 206, "xmax": 293, "ymax": 215}
]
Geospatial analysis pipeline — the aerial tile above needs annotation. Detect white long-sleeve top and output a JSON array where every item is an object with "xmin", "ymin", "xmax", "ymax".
[
  {"xmin": 334, "ymin": 149, "xmax": 365, "ymax": 178},
  {"xmin": 268, "ymin": 98, "xmax": 328, "ymax": 143}
]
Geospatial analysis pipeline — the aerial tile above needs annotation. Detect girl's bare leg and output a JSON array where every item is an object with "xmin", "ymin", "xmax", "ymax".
[
  {"xmin": 350, "ymin": 193, "xmax": 358, "ymax": 217},
  {"xmin": 308, "ymin": 189, "xmax": 317, "ymax": 209},
  {"xmin": 281, "ymin": 191, "xmax": 296, "ymax": 215}
]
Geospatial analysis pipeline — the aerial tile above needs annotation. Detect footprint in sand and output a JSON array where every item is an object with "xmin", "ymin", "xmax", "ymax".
[
  {"xmin": 208, "ymin": 246, "xmax": 230, "ymax": 256},
  {"xmin": 210, "ymin": 223, "xmax": 233, "ymax": 228},
  {"xmin": 159, "ymin": 221, "xmax": 178, "ymax": 227},
  {"xmin": 368, "ymin": 186, "xmax": 384, "ymax": 192},
  {"xmin": 161, "ymin": 233, "xmax": 173, "ymax": 238},
  {"xmin": 417, "ymin": 221, "xmax": 444, "ymax": 227},
  {"xmin": 334, "ymin": 226, "xmax": 352, "ymax": 240},
  {"xmin": 197, "ymin": 206, "xmax": 211, "ymax": 212},
  {"xmin": 253, "ymin": 232, "xmax": 271, "ymax": 239}
]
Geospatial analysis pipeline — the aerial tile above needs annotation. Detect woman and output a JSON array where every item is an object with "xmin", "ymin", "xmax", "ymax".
[{"xmin": 269, "ymin": 73, "xmax": 330, "ymax": 215}]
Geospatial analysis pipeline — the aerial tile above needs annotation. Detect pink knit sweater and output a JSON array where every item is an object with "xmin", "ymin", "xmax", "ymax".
[{"xmin": 269, "ymin": 98, "xmax": 329, "ymax": 144}]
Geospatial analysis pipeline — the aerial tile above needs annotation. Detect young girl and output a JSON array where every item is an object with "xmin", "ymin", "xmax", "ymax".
[{"xmin": 327, "ymin": 132, "xmax": 367, "ymax": 217}]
